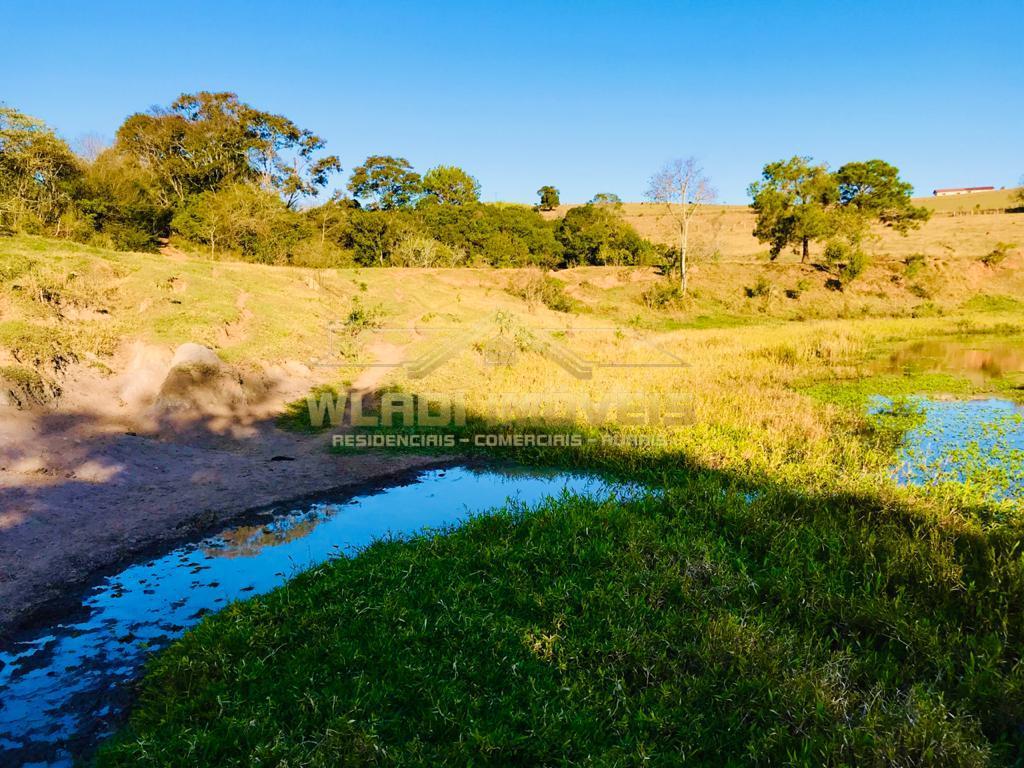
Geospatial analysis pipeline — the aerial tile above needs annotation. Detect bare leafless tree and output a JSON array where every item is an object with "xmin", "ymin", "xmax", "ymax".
[
  {"xmin": 645, "ymin": 157, "xmax": 716, "ymax": 293},
  {"xmin": 72, "ymin": 133, "xmax": 110, "ymax": 163}
]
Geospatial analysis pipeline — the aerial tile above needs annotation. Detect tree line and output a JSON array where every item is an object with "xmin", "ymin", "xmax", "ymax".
[
  {"xmin": 1, "ymin": 91, "xmax": 928, "ymax": 284},
  {"xmin": 0, "ymin": 93, "xmax": 661, "ymax": 269}
]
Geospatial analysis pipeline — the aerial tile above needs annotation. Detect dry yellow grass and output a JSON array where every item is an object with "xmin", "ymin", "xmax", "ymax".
[
  {"xmin": 916, "ymin": 187, "xmax": 1022, "ymax": 214},
  {"xmin": 544, "ymin": 193, "xmax": 1024, "ymax": 268}
]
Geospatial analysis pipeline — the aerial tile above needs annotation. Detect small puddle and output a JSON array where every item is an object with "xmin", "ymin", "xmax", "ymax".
[
  {"xmin": 0, "ymin": 466, "xmax": 633, "ymax": 766},
  {"xmin": 873, "ymin": 396, "xmax": 1024, "ymax": 499}
]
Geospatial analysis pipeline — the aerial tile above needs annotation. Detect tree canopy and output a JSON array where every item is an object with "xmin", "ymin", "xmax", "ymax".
[
  {"xmin": 537, "ymin": 185, "xmax": 560, "ymax": 211},
  {"xmin": 748, "ymin": 156, "xmax": 837, "ymax": 262},
  {"xmin": 0, "ymin": 106, "xmax": 81, "ymax": 232},
  {"xmin": 748, "ymin": 156, "xmax": 929, "ymax": 278},
  {"xmin": 420, "ymin": 165, "xmax": 481, "ymax": 206},
  {"xmin": 834, "ymin": 159, "xmax": 929, "ymax": 232},
  {"xmin": 589, "ymin": 192, "xmax": 623, "ymax": 209},
  {"xmin": 347, "ymin": 155, "xmax": 422, "ymax": 210},
  {"xmin": 113, "ymin": 92, "xmax": 340, "ymax": 210}
]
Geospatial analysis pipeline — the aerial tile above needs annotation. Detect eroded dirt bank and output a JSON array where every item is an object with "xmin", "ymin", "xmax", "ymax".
[{"xmin": 0, "ymin": 342, "xmax": 439, "ymax": 637}]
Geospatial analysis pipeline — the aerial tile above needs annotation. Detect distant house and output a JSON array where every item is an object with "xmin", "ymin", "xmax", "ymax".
[{"xmin": 932, "ymin": 186, "xmax": 995, "ymax": 197}]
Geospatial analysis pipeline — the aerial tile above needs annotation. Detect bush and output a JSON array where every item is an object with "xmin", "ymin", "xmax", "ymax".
[
  {"xmin": 74, "ymin": 151, "xmax": 171, "ymax": 251},
  {"xmin": 556, "ymin": 204, "xmax": 657, "ymax": 267},
  {"xmin": 391, "ymin": 235, "xmax": 467, "ymax": 267},
  {"xmin": 904, "ymin": 252, "xmax": 927, "ymax": 278},
  {"xmin": 641, "ymin": 281, "xmax": 683, "ymax": 309},
  {"xmin": 784, "ymin": 278, "xmax": 810, "ymax": 300},
  {"xmin": 744, "ymin": 277, "xmax": 772, "ymax": 298},
  {"xmin": 980, "ymin": 242, "xmax": 1015, "ymax": 267},
  {"xmin": 824, "ymin": 239, "xmax": 868, "ymax": 283},
  {"xmin": 424, "ymin": 203, "xmax": 562, "ymax": 267},
  {"xmin": 172, "ymin": 183, "xmax": 305, "ymax": 263},
  {"xmin": 508, "ymin": 272, "xmax": 574, "ymax": 312}
]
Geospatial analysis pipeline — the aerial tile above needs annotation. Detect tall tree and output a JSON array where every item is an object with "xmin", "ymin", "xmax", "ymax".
[
  {"xmin": 0, "ymin": 107, "xmax": 81, "ymax": 233},
  {"xmin": 420, "ymin": 165, "xmax": 481, "ymax": 206},
  {"xmin": 749, "ymin": 157, "xmax": 928, "ymax": 265},
  {"xmin": 645, "ymin": 157, "xmax": 716, "ymax": 293},
  {"xmin": 834, "ymin": 159, "xmax": 929, "ymax": 232},
  {"xmin": 113, "ymin": 92, "xmax": 340, "ymax": 209},
  {"xmin": 748, "ymin": 156, "xmax": 836, "ymax": 262},
  {"xmin": 347, "ymin": 155, "xmax": 421, "ymax": 210},
  {"xmin": 536, "ymin": 185, "xmax": 560, "ymax": 211}
]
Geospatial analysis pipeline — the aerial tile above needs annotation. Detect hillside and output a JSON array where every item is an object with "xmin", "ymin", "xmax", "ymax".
[
  {"xmin": 2, "ymin": 230, "xmax": 1022, "ymax": 404},
  {"xmin": 544, "ymin": 190, "xmax": 1024, "ymax": 266}
]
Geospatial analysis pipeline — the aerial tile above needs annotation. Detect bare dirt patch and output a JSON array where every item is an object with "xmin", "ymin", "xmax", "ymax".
[{"xmin": 0, "ymin": 341, "xmax": 440, "ymax": 637}]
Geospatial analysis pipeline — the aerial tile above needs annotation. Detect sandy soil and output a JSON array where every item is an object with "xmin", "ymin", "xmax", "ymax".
[{"xmin": 0, "ymin": 341, "xmax": 439, "ymax": 638}]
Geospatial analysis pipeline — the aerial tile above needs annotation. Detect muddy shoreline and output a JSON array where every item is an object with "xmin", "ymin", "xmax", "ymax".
[{"xmin": 0, "ymin": 453, "xmax": 471, "ymax": 642}]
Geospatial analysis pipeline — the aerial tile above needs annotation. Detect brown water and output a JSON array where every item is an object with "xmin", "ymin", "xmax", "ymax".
[{"xmin": 873, "ymin": 337, "xmax": 1024, "ymax": 383}]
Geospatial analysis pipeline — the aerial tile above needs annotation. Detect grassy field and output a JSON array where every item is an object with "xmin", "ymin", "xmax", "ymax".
[
  {"xmin": 918, "ymin": 188, "xmax": 1023, "ymax": 214},
  {"xmin": 545, "ymin": 190, "xmax": 1024, "ymax": 266},
  {"xmin": 2, "ymin": 208, "xmax": 1022, "ymax": 398},
  {"xmin": 2, "ymin": 219, "xmax": 1024, "ymax": 764},
  {"xmin": 94, "ymin": 306, "xmax": 1024, "ymax": 765}
]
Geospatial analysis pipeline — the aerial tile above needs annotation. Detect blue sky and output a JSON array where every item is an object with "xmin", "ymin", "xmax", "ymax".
[{"xmin": 2, "ymin": 0, "xmax": 1021, "ymax": 204}]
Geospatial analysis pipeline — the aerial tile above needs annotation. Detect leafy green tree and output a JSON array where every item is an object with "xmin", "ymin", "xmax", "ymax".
[
  {"xmin": 748, "ymin": 156, "xmax": 837, "ymax": 262},
  {"xmin": 420, "ymin": 165, "xmax": 481, "ymax": 206},
  {"xmin": 343, "ymin": 208, "xmax": 420, "ymax": 265},
  {"xmin": 557, "ymin": 204, "xmax": 655, "ymax": 266},
  {"xmin": 537, "ymin": 185, "xmax": 560, "ymax": 211},
  {"xmin": 113, "ymin": 92, "xmax": 340, "ymax": 209},
  {"xmin": 834, "ymin": 160, "xmax": 929, "ymax": 232},
  {"xmin": 0, "ymin": 106, "xmax": 81, "ymax": 233},
  {"xmin": 347, "ymin": 156, "xmax": 422, "ymax": 210},
  {"xmin": 171, "ymin": 182, "xmax": 305, "ymax": 263},
  {"xmin": 750, "ymin": 157, "xmax": 928, "ymax": 266},
  {"xmin": 306, "ymin": 192, "xmax": 357, "ymax": 247},
  {"xmin": 589, "ymin": 192, "xmax": 623, "ymax": 209},
  {"xmin": 75, "ymin": 150, "xmax": 171, "ymax": 250}
]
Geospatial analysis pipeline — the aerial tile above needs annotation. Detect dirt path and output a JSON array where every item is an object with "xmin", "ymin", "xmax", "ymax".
[{"xmin": 0, "ymin": 343, "xmax": 442, "ymax": 638}]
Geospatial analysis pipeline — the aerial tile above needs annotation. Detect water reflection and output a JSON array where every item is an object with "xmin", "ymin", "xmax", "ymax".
[
  {"xmin": 875, "ymin": 338, "xmax": 1024, "ymax": 383},
  {"xmin": 0, "ymin": 466, "xmax": 630, "ymax": 767}
]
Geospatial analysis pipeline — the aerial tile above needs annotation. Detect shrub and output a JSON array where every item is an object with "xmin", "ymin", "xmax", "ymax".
[
  {"xmin": 744, "ymin": 277, "xmax": 772, "ymax": 298},
  {"xmin": 904, "ymin": 252, "xmax": 927, "ymax": 278},
  {"xmin": 172, "ymin": 183, "xmax": 305, "ymax": 263},
  {"xmin": 908, "ymin": 282, "xmax": 933, "ymax": 299},
  {"xmin": 839, "ymin": 248, "xmax": 868, "ymax": 281},
  {"xmin": 556, "ymin": 204, "xmax": 657, "ymax": 267},
  {"xmin": 979, "ymin": 242, "xmax": 1015, "ymax": 267},
  {"xmin": 784, "ymin": 278, "xmax": 811, "ymax": 300},
  {"xmin": 412, "ymin": 203, "xmax": 562, "ymax": 268},
  {"xmin": 508, "ymin": 272, "xmax": 574, "ymax": 312},
  {"xmin": 641, "ymin": 281, "xmax": 683, "ymax": 309},
  {"xmin": 391, "ymin": 235, "xmax": 467, "ymax": 267},
  {"xmin": 344, "ymin": 297, "xmax": 385, "ymax": 332}
]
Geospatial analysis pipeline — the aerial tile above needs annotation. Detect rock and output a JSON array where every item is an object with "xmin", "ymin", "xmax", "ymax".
[{"xmin": 170, "ymin": 343, "xmax": 222, "ymax": 369}]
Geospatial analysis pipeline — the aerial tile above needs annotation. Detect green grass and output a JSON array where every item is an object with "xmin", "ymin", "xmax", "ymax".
[
  {"xmin": 96, "ymin": 463, "xmax": 1021, "ymax": 766},
  {"xmin": 99, "ymin": 338, "xmax": 1024, "ymax": 765},
  {"xmin": 5, "ymin": 235, "xmax": 1024, "ymax": 765}
]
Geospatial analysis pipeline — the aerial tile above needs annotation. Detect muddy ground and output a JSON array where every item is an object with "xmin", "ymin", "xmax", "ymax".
[{"xmin": 0, "ymin": 341, "xmax": 441, "ymax": 638}]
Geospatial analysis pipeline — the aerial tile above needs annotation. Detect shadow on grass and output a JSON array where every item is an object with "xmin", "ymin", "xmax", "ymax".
[{"xmin": 93, "ymin": 392, "xmax": 1024, "ymax": 767}]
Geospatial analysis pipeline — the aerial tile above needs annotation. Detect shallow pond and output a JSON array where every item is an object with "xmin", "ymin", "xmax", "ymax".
[
  {"xmin": 875, "ymin": 396, "xmax": 1024, "ymax": 499},
  {"xmin": 0, "ymin": 465, "xmax": 632, "ymax": 767},
  {"xmin": 873, "ymin": 337, "xmax": 1024, "ymax": 384}
]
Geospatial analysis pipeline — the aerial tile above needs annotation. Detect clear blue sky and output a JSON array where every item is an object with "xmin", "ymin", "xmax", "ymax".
[{"xmin": 2, "ymin": 0, "xmax": 1021, "ymax": 204}]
